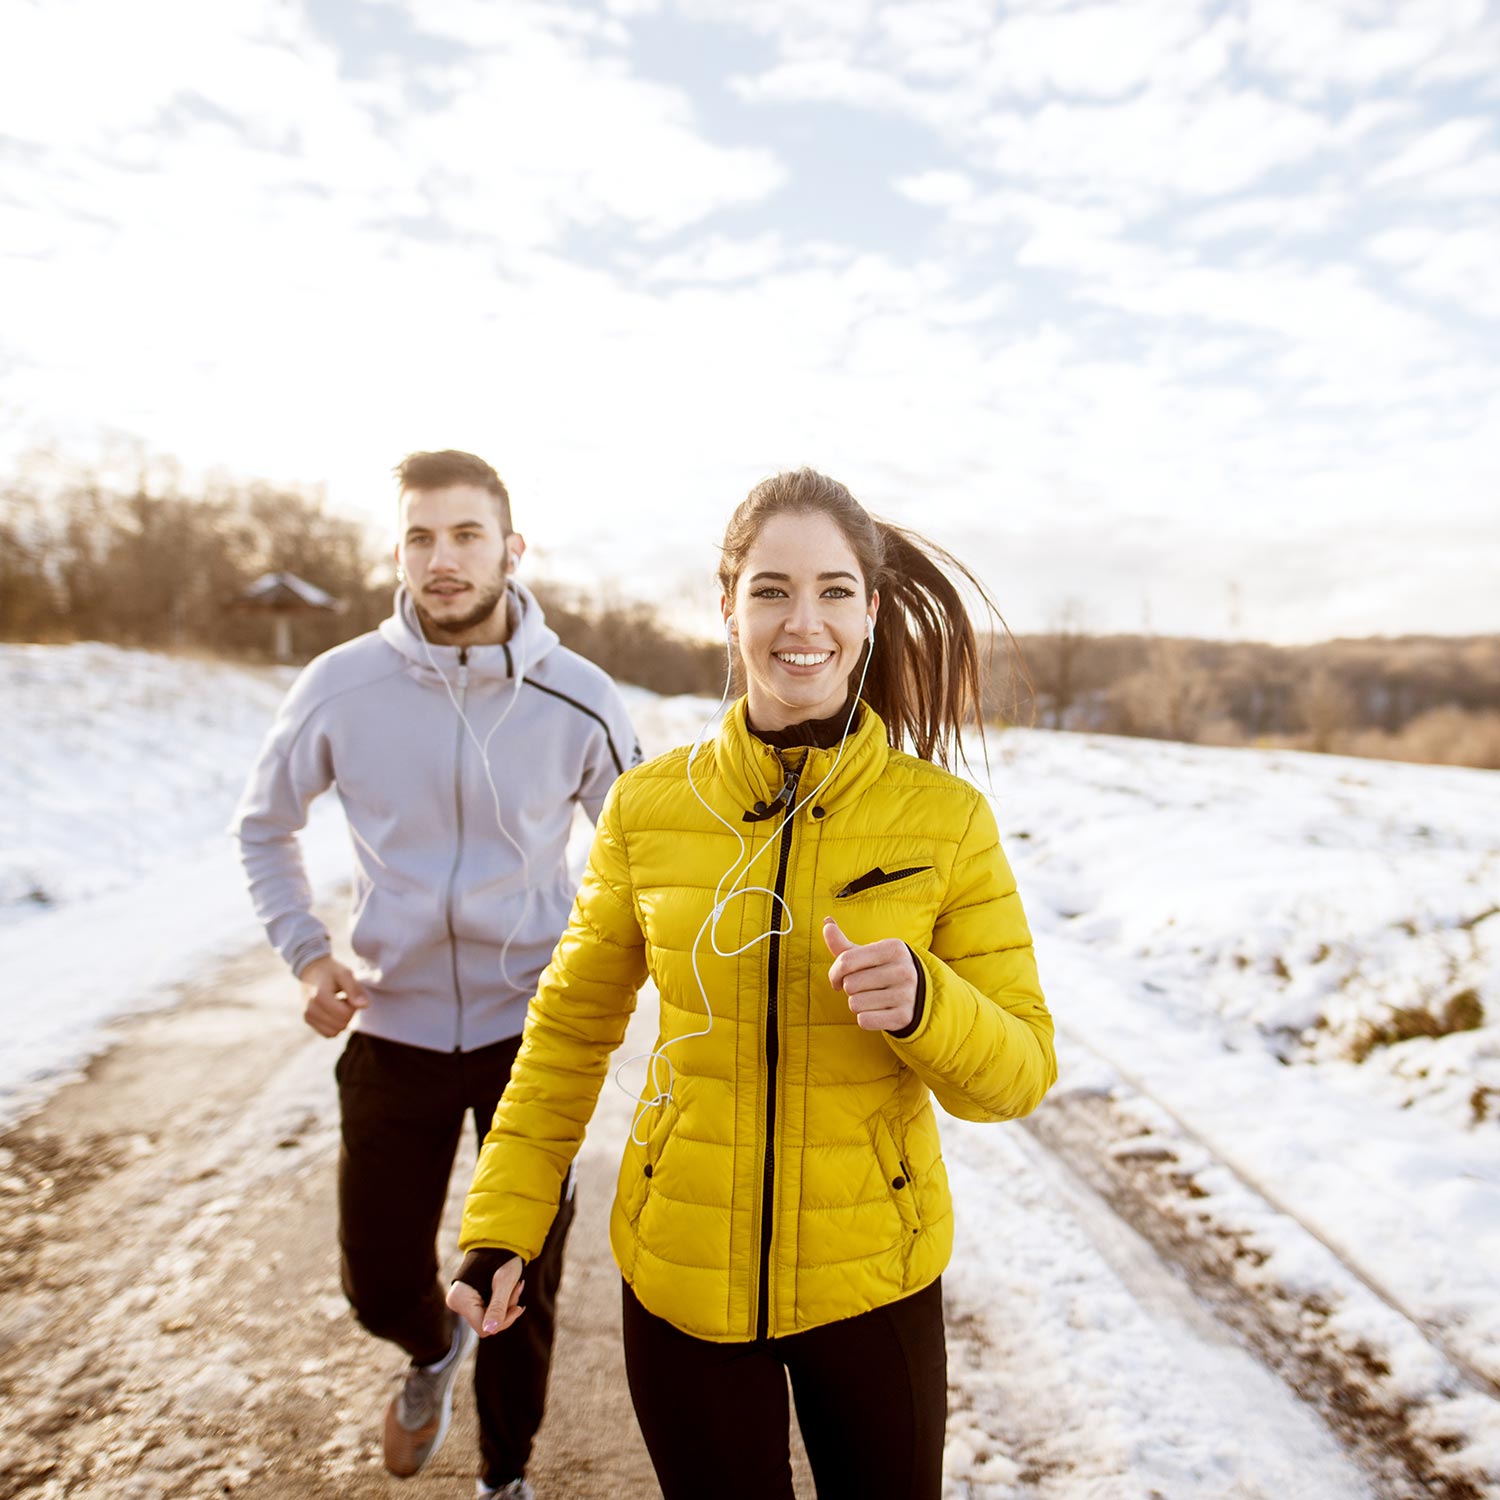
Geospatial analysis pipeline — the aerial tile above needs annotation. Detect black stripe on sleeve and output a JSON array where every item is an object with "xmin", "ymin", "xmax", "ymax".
[{"xmin": 522, "ymin": 679, "xmax": 626, "ymax": 775}]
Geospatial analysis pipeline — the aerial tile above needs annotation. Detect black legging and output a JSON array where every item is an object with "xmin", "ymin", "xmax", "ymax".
[
  {"xmin": 621, "ymin": 1276, "xmax": 947, "ymax": 1500},
  {"xmin": 336, "ymin": 1030, "xmax": 575, "ymax": 1490}
]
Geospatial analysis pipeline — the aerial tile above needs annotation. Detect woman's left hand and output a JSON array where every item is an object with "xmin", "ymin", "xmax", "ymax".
[{"xmin": 822, "ymin": 917, "xmax": 918, "ymax": 1032}]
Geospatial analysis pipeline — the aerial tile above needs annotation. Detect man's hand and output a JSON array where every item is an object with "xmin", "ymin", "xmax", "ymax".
[
  {"xmin": 823, "ymin": 917, "xmax": 918, "ymax": 1032},
  {"xmin": 447, "ymin": 1257, "xmax": 526, "ymax": 1337},
  {"xmin": 298, "ymin": 954, "xmax": 369, "ymax": 1037}
]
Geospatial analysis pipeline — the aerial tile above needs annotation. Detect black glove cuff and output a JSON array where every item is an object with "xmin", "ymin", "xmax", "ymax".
[
  {"xmin": 453, "ymin": 1247, "xmax": 523, "ymax": 1299},
  {"xmin": 890, "ymin": 946, "xmax": 927, "ymax": 1040}
]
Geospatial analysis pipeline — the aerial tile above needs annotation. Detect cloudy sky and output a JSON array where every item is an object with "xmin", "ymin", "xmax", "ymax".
[{"xmin": 3, "ymin": 0, "xmax": 1498, "ymax": 640}]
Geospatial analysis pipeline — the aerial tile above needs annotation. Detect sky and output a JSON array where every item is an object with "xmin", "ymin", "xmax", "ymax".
[{"xmin": 2, "ymin": 0, "xmax": 1498, "ymax": 641}]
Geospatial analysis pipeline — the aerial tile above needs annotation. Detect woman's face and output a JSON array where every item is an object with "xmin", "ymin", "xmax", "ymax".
[{"xmin": 723, "ymin": 510, "xmax": 878, "ymax": 732}]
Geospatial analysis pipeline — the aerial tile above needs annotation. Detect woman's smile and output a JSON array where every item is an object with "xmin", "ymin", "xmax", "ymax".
[{"xmin": 771, "ymin": 648, "xmax": 835, "ymax": 671}]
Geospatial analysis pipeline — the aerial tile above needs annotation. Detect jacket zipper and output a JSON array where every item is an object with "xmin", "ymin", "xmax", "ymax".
[
  {"xmin": 755, "ymin": 758, "xmax": 800, "ymax": 1341},
  {"xmin": 445, "ymin": 648, "xmax": 469, "ymax": 1051}
]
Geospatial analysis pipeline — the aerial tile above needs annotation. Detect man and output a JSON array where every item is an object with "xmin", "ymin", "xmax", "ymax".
[{"xmin": 233, "ymin": 450, "xmax": 640, "ymax": 1499}]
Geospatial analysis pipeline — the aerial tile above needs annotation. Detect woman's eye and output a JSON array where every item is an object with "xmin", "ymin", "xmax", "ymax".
[
  {"xmin": 750, "ymin": 587, "xmax": 787, "ymax": 599},
  {"xmin": 822, "ymin": 586, "xmax": 855, "ymax": 599}
]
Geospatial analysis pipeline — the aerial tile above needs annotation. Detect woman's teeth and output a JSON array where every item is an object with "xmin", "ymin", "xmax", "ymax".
[{"xmin": 774, "ymin": 651, "xmax": 833, "ymax": 666}]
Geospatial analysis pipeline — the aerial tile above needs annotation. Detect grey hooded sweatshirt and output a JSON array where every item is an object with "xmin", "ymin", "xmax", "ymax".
[{"xmin": 231, "ymin": 582, "xmax": 641, "ymax": 1052}]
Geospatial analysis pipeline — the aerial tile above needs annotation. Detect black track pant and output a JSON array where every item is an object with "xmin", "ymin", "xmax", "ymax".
[
  {"xmin": 336, "ymin": 1030, "xmax": 575, "ymax": 1488},
  {"xmin": 622, "ymin": 1276, "xmax": 947, "ymax": 1500}
]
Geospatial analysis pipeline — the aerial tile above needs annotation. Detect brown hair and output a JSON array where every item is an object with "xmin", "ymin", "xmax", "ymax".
[
  {"xmin": 394, "ymin": 450, "xmax": 513, "ymax": 533},
  {"xmin": 718, "ymin": 468, "xmax": 1013, "ymax": 768}
]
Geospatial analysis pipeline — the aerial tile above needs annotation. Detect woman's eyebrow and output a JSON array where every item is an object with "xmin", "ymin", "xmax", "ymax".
[{"xmin": 748, "ymin": 570, "xmax": 859, "ymax": 583}]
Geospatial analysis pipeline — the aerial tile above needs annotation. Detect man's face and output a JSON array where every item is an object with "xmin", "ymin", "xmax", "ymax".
[{"xmin": 397, "ymin": 484, "xmax": 511, "ymax": 639}]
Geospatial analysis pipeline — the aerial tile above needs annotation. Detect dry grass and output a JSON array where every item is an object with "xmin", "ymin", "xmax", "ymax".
[{"xmin": 1350, "ymin": 988, "xmax": 1486, "ymax": 1063}]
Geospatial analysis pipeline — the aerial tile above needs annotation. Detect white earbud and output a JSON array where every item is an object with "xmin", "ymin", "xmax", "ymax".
[
  {"xmin": 866, "ymin": 615, "xmax": 876, "ymax": 642},
  {"xmin": 725, "ymin": 613, "xmax": 736, "ymax": 641}
]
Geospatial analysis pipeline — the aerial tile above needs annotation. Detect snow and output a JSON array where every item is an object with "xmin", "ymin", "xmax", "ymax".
[
  {"xmin": 0, "ymin": 644, "xmax": 348, "ymax": 1124},
  {"xmin": 986, "ymin": 731, "xmax": 1500, "ymax": 1376},
  {"xmin": 942, "ymin": 1126, "xmax": 1378, "ymax": 1499},
  {"xmin": 5, "ymin": 643, "xmax": 1500, "ymax": 1494}
]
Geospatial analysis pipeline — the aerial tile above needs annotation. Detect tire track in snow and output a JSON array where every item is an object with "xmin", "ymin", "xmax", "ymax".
[
  {"xmin": 938, "ymin": 1113, "xmax": 1384, "ymax": 1500},
  {"xmin": 1051, "ymin": 1013, "xmax": 1500, "ymax": 1405},
  {"xmin": 1020, "ymin": 1029, "xmax": 1500, "ymax": 1500}
]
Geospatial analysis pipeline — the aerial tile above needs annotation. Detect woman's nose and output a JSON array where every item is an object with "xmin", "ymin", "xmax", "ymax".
[{"xmin": 785, "ymin": 597, "xmax": 822, "ymax": 635}]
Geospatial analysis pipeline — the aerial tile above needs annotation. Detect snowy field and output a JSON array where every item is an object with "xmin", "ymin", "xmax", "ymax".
[
  {"xmin": 4, "ymin": 642, "xmax": 1499, "ymax": 1496},
  {"xmin": 0, "ymin": 645, "xmax": 345, "ymax": 1123}
]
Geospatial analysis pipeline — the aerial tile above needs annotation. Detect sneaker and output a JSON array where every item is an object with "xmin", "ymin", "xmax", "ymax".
[
  {"xmin": 381, "ymin": 1315, "xmax": 478, "ymax": 1477},
  {"xmin": 477, "ymin": 1481, "xmax": 534, "ymax": 1499}
]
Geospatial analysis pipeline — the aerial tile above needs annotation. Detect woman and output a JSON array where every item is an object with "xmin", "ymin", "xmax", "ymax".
[{"xmin": 448, "ymin": 469, "xmax": 1056, "ymax": 1500}]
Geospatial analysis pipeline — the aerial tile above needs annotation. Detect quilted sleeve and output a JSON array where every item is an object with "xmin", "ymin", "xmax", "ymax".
[
  {"xmin": 460, "ymin": 775, "xmax": 649, "ymax": 1257},
  {"xmin": 885, "ymin": 791, "xmax": 1056, "ymax": 1122}
]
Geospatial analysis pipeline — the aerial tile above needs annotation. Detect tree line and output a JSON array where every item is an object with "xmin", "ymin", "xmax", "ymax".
[
  {"xmin": 1018, "ymin": 626, "xmax": 1500, "ymax": 769},
  {"xmin": 0, "ymin": 468, "xmax": 721, "ymax": 694},
  {"xmin": 2, "ymin": 472, "xmax": 1494, "ymax": 768}
]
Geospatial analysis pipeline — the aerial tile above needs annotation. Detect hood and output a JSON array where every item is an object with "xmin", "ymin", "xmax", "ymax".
[{"xmin": 378, "ymin": 579, "xmax": 561, "ymax": 686}]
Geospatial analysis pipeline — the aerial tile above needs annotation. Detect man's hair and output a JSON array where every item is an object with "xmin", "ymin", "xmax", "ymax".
[{"xmin": 395, "ymin": 450, "xmax": 512, "ymax": 533}]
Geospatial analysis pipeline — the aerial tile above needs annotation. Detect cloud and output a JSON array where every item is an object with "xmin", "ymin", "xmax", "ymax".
[
  {"xmin": 892, "ymin": 169, "xmax": 976, "ymax": 208},
  {"xmin": 1179, "ymin": 193, "xmax": 1353, "ymax": 242},
  {"xmin": 2, "ymin": 0, "xmax": 1497, "ymax": 643},
  {"xmin": 1370, "ymin": 115, "xmax": 1497, "ymax": 184},
  {"xmin": 1368, "ymin": 225, "xmax": 1500, "ymax": 319},
  {"xmin": 1242, "ymin": 0, "xmax": 1498, "ymax": 97}
]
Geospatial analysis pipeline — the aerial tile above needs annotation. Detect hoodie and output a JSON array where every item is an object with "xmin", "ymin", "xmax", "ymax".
[{"xmin": 231, "ymin": 581, "xmax": 641, "ymax": 1052}]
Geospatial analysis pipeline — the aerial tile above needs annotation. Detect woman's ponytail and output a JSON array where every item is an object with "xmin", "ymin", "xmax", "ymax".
[{"xmin": 864, "ymin": 521, "xmax": 998, "ymax": 768}]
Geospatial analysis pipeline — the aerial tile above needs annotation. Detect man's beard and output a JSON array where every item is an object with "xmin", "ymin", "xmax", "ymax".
[{"xmin": 412, "ymin": 572, "xmax": 508, "ymax": 639}]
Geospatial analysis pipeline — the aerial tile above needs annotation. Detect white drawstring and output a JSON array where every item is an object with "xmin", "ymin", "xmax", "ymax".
[{"xmin": 416, "ymin": 589, "xmax": 534, "ymax": 994}]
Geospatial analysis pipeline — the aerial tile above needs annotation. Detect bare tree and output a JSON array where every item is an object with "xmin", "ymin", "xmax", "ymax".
[
  {"xmin": 1111, "ymin": 638, "xmax": 1224, "ymax": 743},
  {"xmin": 1292, "ymin": 668, "xmax": 1358, "ymax": 753},
  {"xmin": 1029, "ymin": 597, "xmax": 1092, "ymax": 729}
]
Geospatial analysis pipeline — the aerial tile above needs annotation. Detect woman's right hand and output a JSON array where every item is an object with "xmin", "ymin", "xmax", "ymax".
[{"xmin": 447, "ymin": 1252, "xmax": 526, "ymax": 1336}]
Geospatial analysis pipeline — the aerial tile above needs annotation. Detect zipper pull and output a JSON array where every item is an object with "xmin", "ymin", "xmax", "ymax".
[
  {"xmin": 743, "ymin": 767, "xmax": 799, "ymax": 822},
  {"xmin": 457, "ymin": 645, "xmax": 469, "ymax": 694}
]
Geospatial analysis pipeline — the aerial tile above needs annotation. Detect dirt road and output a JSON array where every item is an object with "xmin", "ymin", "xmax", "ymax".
[
  {"xmin": 0, "ymin": 927, "xmax": 812, "ymax": 1499},
  {"xmin": 7, "ymin": 918, "xmax": 1487, "ymax": 1500}
]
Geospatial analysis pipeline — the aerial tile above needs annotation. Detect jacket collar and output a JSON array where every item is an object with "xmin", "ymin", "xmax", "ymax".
[
  {"xmin": 378, "ymin": 580, "xmax": 560, "ymax": 687},
  {"xmin": 711, "ymin": 696, "xmax": 890, "ymax": 820}
]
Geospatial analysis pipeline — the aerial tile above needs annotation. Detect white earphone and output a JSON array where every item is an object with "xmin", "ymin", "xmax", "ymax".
[
  {"xmin": 613, "ymin": 600, "xmax": 879, "ymax": 1145},
  {"xmin": 412, "ymin": 584, "xmax": 534, "ymax": 992}
]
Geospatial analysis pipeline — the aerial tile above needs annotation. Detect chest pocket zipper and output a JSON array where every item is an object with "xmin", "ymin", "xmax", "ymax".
[{"xmin": 836, "ymin": 865, "xmax": 933, "ymax": 899}]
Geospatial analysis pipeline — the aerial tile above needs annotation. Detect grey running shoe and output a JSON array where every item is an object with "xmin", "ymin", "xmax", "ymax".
[
  {"xmin": 477, "ymin": 1481, "xmax": 534, "ymax": 1499},
  {"xmin": 381, "ymin": 1316, "xmax": 477, "ymax": 1477}
]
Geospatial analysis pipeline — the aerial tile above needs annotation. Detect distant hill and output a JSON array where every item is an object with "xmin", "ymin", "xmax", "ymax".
[{"xmin": 1010, "ymin": 631, "xmax": 1500, "ymax": 769}]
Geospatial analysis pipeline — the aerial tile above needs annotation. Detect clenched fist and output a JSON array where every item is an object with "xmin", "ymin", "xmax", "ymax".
[
  {"xmin": 823, "ymin": 917, "xmax": 918, "ymax": 1033},
  {"xmin": 298, "ymin": 954, "xmax": 368, "ymax": 1037}
]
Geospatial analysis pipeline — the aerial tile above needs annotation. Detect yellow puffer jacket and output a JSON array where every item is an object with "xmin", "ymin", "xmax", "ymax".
[{"xmin": 460, "ymin": 698, "xmax": 1055, "ymax": 1342}]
